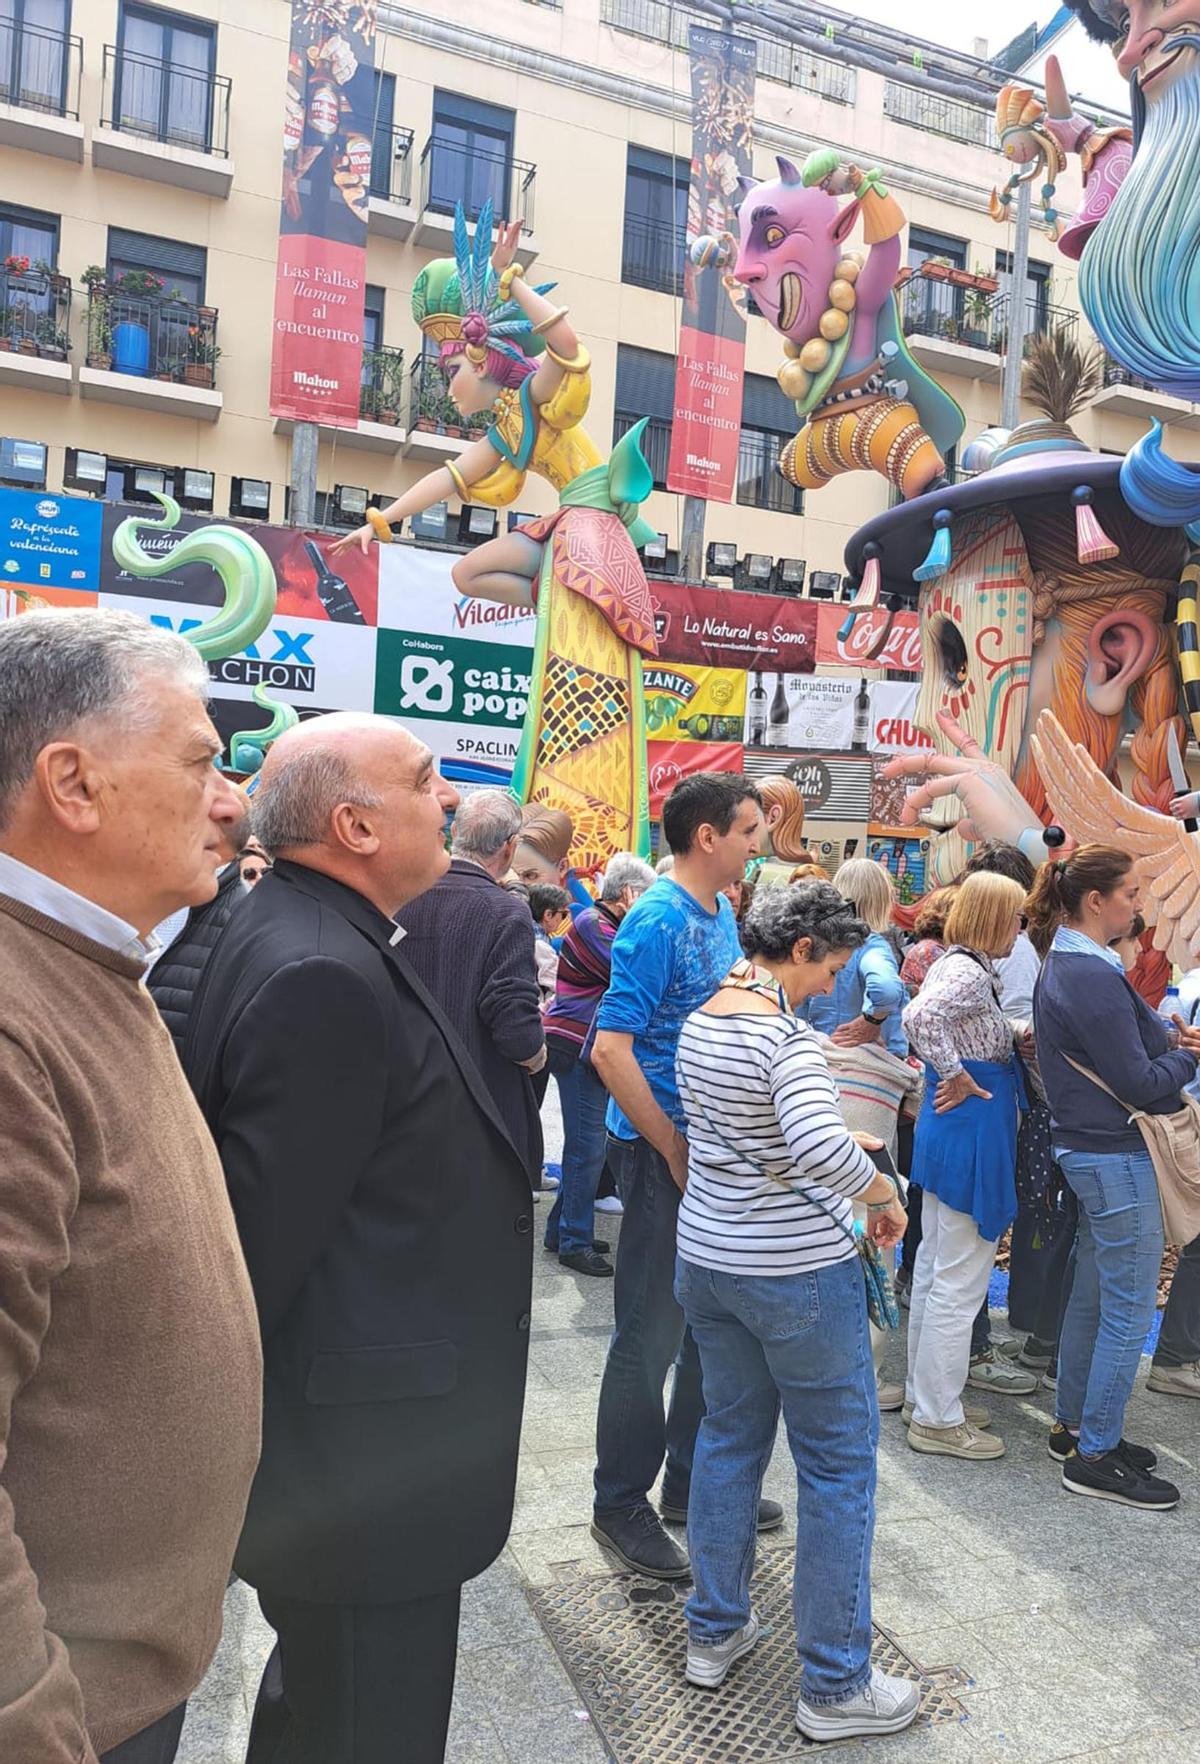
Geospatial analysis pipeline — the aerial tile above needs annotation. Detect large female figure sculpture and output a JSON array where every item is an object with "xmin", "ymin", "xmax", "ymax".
[{"xmin": 338, "ymin": 205, "xmax": 658, "ymax": 869}]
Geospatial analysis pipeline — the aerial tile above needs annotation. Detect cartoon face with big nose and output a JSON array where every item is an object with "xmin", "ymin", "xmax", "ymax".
[
  {"xmin": 731, "ymin": 157, "xmax": 858, "ymax": 346},
  {"xmin": 1110, "ymin": 0, "xmax": 1200, "ymax": 88}
]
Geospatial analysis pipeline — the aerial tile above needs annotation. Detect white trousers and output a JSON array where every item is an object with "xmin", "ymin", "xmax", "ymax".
[{"xmin": 904, "ymin": 1192, "xmax": 997, "ymax": 1428}]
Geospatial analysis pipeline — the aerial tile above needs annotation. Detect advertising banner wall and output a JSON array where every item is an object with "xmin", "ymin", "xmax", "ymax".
[
  {"xmin": 0, "ymin": 488, "xmax": 102, "ymax": 599},
  {"xmin": 648, "ymin": 740, "xmax": 743, "ymax": 817},
  {"xmin": 650, "ymin": 579, "xmax": 818, "ymax": 672},
  {"xmin": 642, "ymin": 663, "xmax": 746, "ymax": 743},
  {"xmin": 268, "ymin": 0, "xmax": 376, "ymax": 424},
  {"xmin": 816, "ymin": 604, "xmax": 922, "ymax": 673},
  {"xmin": 666, "ymin": 26, "xmax": 756, "ymax": 502}
]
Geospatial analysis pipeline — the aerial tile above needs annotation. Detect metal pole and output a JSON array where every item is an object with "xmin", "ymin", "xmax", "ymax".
[
  {"xmin": 1000, "ymin": 178, "xmax": 1032, "ymax": 432},
  {"xmin": 679, "ymin": 494, "xmax": 707, "ymax": 580},
  {"xmin": 288, "ymin": 421, "xmax": 319, "ymax": 527}
]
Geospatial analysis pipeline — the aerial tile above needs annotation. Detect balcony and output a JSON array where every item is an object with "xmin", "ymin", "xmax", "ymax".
[
  {"xmin": 0, "ymin": 262, "xmax": 72, "ymax": 393},
  {"xmin": 368, "ymin": 124, "xmax": 416, "ymax": 239},
  {"xmin": 402, "ymin": 356, "xmax": 490, "ymax": 462},
  {"xmin": 93, "ymin": 45, "xmax": 233, "ymax": 197},
  {"xmin": 622, "ymin": 213, "xmax": 685, "ymax": 298},
  {"xmin": 274, "ymin": 343, "xmax": 409, "ymax": 452},
  {"xmin": 883, "ymin": 80, "xmax": 996, "ymax": 150},
  {"xmin": 0, "ymin": 20, "xmax": 83, "ymax": 159},
  {"xmin": 79, "ymin": 281, "xmax": 221, "ymax": 420},
  {"xmin": 409, "ymin": 137, "xmax": 538, "ymax": 258},
  {"xmin": 1092, "ymin": 352, "xmax": 1199, "ymax": 425},
  {"xmin": 599, "ymin": 0, "xmax": 853, "ymax": 102}
]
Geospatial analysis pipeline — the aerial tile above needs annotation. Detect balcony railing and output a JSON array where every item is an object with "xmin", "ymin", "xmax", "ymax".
[
  {"xmin": 369, "ymin": 123, "xmax": 414, "ymax": 205},
  {"xmin": 0, "ymin": 265, "xmax": 71, "ymax": 358},
  {"xmin": 990, "ymin": 292, "xmax": 1077, "ymax": 353},
  {"xmin": 884, "ymin": 80, "xmax": 996, "ymax": 150},
  {"xmin": 1102, "ymin": 354, "xmax": 1159, "ymax": 394},
  {"xmin": 101, "ymin": 43, "xmax": 230, "ymax": 156},
  {"xmin": 899, "ymin": 270, "xmax": 1000, "ymax": 350},
  {"xmin": 621, "ymin": 212, "xmax": 685, "ymax": 297},
  {"xmin": 600, "ymin": 0, "xmax": 853, "ymax": 101},
  {"xmin": 737, "ymin": 428, "xmax": 804, "ymax": 516},
  {"xmin": 418, "ymin": 136, "xmax": 536, "ymax": 232},
  {"xmin": 0, "ymin": 18, "xmax": 81, "ymax": 118},
  {"xmin": 360, "ymin": 342, "xmax": 405, "ymax": 425},
  {"xmin": 85, "ymin": 283, "xmax": 220, "ymax": 387},
  {"xmin": 408, "ymin": 355, "xmax": 491, "ymax": 439}
]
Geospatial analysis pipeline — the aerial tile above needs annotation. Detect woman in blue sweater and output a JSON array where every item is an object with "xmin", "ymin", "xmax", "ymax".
[
  {"xmin": 1029, "ymin": 846, "xmax": 1200, "ymax": 1512},
  {"xmin": 803, "ymin": 858, "xmax": 907, "ymax": 1056}
]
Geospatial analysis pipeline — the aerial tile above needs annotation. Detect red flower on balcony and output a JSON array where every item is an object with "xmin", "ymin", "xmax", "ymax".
[{"xmin": 4, "ymin": 255, "xmax": 31, "ymax": 276}]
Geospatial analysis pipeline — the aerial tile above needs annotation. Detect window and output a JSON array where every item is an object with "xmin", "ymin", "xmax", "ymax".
[
  {"xmin": 0, "ymin": 199, "xmax": 56, "ymax": 265},
  {"xmin": 995, "ymin": 249, "xmax": 1051, "ymax": 337},
  {"xmin": 116, "ymin": 2, "xmax": 215, "ymax": 150},
  {"xmin": 370, "ymin": 70, "xmax": 395, "ymax": 199},
  {"xmin": 0, "ymin": 0, "xmax": 69, "ymax": 115},
  {"xmin": 622, "ymin": 146, "xmax": 687, "ymax": 296},
  {"xmin": 907, "ymin": 227, "xmax": 966, "ymax": 274},
  {"xmin": 105, "ymin": 228, "xmax": 207, "ymax": 380},
  {"xmin": 363, "ymin": 284, "xmax": 383, "ymax": 354},
  {"xmin": 428, "ymin": 90, "xmax": 513, "ymax": 221},
  {"xmin": 738, "ymin": 373, "xmax": 803, "ymax": 516},
  {"xmin": 904, "ymin": 226, "xmax": 968, "ymax": 339},
  {"xmin": 613, "ymin": 344, "xmax": 674, "ymax": 487}
]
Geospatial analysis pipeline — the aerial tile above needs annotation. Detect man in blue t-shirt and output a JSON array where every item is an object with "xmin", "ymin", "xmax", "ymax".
[{"xmin": 590, "ymin": 772, "xmax": 779, "ymax": 1578}]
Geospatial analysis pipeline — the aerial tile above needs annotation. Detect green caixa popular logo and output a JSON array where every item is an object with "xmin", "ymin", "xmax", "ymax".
[{"xmin": 375, "ymin": 629, "xmax": 535, "ymax": 728}]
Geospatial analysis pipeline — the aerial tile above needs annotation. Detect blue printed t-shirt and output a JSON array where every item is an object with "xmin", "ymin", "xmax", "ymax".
[{"xmin": 596, "ymin": 877, "xmax": 742, "ymax": 1140}]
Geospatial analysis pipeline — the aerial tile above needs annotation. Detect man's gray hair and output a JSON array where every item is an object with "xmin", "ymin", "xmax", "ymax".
[
  {"xmin": 252, "ymin": 748, "xmax": 384, "ymax": 853},
  {"xmin": 601, "ymin": 852, "xmax": 657, "ymax": 901},
  {"xmin": 0, "ymin": 607, "xmax": 210, "ymax": 829},
  {"xmin": 450, "ymin": 789, "xmax": 522, "ymax": 861}
]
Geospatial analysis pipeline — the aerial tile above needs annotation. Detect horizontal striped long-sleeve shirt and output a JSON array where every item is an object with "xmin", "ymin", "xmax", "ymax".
[{"xmin": 675, "ymin": 1009, "xmax": 877, "ymax": 1276}]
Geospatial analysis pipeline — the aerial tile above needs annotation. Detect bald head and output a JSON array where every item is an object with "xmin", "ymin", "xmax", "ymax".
[{"xmin": 251, "ymin": 713, "xmax": 458, "ymax": 915}]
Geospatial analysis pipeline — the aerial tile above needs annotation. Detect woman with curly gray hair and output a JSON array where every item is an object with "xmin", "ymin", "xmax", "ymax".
[{"xmin": 673, "ymin": 882, "xmax": 914, "ymax": 1743}]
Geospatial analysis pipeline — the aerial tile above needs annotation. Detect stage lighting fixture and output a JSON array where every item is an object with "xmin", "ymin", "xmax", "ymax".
[
  {"xmin": 182, "ymin": 469, "xmax": 214, "ymax": 508},
  {"xmin": 66, "ymin": 448, "xmax": 108, "ymax": 490},
  {"xmin": 644, "ymin": 531, "xmax": 669, "ymax": 561},
  {"xmin": 333, "ymin": 484, "xmax": 368, "ymax": 523},
  {"xmin": 744, "ymin": 552, "xmax": 773, "ymax": 583},
  {"xmin": 232, "ymin": 477, "xmax": 271, "ymax": 518},
  {"xmin": 778, "ymin": 556, "xmax": 806, "ymax": 586},
  {"xmin": 134, "ymin": 467, "xmax": 166, "ymax": 497},
  {"xmin": 706, "ymin": 542, "xmax": 737, "ymax": 577},
  {"xmin": 411, "ymin": 502, "xmax": 449, "ymax": 541}
]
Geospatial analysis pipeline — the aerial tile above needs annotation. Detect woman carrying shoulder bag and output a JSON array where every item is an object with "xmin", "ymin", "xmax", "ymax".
[{"xmin": 1029, "ymin": 845, "xmax": 1200, "ymax": 1511}]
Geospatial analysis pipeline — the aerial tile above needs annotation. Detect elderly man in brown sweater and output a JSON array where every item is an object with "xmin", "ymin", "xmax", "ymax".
[{"xmin": 0, "ymin": 608, "xmax": 263, "ymax": 1764}]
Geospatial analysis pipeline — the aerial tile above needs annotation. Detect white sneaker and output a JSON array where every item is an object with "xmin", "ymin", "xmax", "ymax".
[
  {"xmin": 594, "ymin": 1194, "xmax": 624, "ymax": 1214},
  {"xmin": 1147, "ymin": 1360, "xmax": 1200, "ymax": 1399},
  {"xmin": 685, "ymin": 1610, "xmax": 760, "ymax": 1688},
  {"xmin": 967, "ymin": 1352, "xmax": 1038, "ymax": 1394},
  {"xmin": 796, "ymin": 1666, "xmax": 921, "ymax": 1740}
]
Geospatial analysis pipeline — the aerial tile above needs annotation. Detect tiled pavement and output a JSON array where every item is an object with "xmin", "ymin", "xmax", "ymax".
[{"xmin": 180, "ymin": 1096, "xmax": 1200, "ymax": 1764}]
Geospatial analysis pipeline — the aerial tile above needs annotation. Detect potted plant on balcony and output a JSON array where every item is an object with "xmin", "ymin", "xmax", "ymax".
[
  {"xmin": 972, "ymin": 262, "xmax": 1000, "ymax": 294},
  {"xmin": 441, "ymin": 390, "xmax": 463, "ymax": 438},
  {"xmin": 922, "ymin": 255, "xmax": 953, "ymax": 281},
  {"xmin": 0, "ymin": 309, "xmax": 12, "ymax": 352},
  {"xmin": 360, "ymin": 382, "xmax": 382, "ymax": 422},
  {"xmin": 948, "ymin": 264, "xmax": 975, "ymax": 288},
  {"xmin": 183, "ymin": 328, "xmax": 221, "ymax": 388},
  {"xmin": 961, "ymin": 288, "xmax": 992, "ymax": 350},
  {"xmin": 82, "ymin": 266, "xmax": 113, "ymax": 369},
  {"xmin": 413, "ymin": 372, "xmax": 439, "ymax": 432},
  {"xmin": 36, "ymin": 313, "xmax": 69, "ymax": 361}
]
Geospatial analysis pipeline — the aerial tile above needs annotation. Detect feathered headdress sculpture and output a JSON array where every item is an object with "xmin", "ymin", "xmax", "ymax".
[{"xmin": 410, "ymin": 198, "xmax": 556, "ymax": 367}]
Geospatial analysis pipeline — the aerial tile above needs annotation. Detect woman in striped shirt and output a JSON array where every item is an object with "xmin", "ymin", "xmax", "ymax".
[{"xmin": 674, "ymin": 882, "xmax": 915, "ymax": 1745}]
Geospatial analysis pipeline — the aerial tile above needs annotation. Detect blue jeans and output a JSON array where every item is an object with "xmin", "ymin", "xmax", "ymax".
[
  {"xmin": 675, "ymin": 1254, "xmax": 878, "ymax": 1707},
  {"xmin": 1056, "ymin": 1148, "xmax": 1163, "ymax": 1457},
  {"xmin": 593, "ymin": 1135, "xmax": 704, "ymax": 1514},
  {"xmin": 544, "ymin": 1057, "xmax": 609, "ymax": 1255}
]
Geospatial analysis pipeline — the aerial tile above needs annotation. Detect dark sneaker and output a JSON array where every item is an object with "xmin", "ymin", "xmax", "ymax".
[
  {"xmin": 1048, "ymin": 1425, "xmax": 1157, "ymax": 1472},
  {"xmin": 559, "ymin": 1247, "xmax": 614, "ymax": 1278},
  {"xmin": 685, "ymin": 1610, "xmax": 761, "ymax": 1688},
  {"xmin": 660, "ymin": 1496, "xmax": 784, "ymax": 1531},
  {"xmin": 1061, "ymin": 1449, "xmax": 1179, "ymax": 1509},
  {"xmin": 591, "ymin": 1504, "xmax": 691, "ymax": 1579},
  {"xmin": 544, "ymin": 1239, "xmax": 610, "ymax": 1255}
]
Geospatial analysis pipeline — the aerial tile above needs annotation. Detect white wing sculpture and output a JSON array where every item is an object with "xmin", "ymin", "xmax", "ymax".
[{"xmin": 1030, "ymin": 709, "xmax": 1200, "ymax": 972}]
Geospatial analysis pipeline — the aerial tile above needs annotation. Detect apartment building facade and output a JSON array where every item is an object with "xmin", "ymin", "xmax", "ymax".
[{"xmin": 1, "ymin": 0, "xmax": 1195, "ymax": 589}]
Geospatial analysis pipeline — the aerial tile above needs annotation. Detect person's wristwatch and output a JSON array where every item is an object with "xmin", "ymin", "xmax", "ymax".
[{"xmin": 862, "ymin": 1011, "xmax": 887, "ymax": 1027}]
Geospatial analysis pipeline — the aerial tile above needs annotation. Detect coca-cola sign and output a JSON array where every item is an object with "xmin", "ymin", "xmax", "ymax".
[{"xmin": 816, "ymin": 605, "xmax": 921, "ymax": 674}]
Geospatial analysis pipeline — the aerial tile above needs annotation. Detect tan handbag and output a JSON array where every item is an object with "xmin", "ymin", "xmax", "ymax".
[{"xmin": 1063, "ymin": 1055, "xmax": 1200, "ymax": 1247}]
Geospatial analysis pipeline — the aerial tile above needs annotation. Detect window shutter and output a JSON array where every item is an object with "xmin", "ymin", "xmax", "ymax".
[
  {"xmin": 615, "ymin": 345, "xmax": 674, "ymax": 421},
  {"xmin": 742, "ymin": 371, "xmax": 796, "ymax": 434},
  {"xmin": 108, "ymin": 228, "xmax": 206, "ymax": 283}
]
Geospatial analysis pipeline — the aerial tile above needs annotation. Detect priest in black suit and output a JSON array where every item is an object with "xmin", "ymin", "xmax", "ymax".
[{"xmin": 184, "ymin": 713, "xmax": 534, "ymax": 1764}]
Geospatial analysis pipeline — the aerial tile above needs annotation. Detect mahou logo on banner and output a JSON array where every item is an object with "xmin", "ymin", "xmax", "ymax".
[
  {"xmin": 816, "ymin": 604, "xmax": 922, "ymax": 674},
  {"xmin": 269, "ymin": 3, "xmax": 377, "ymax": 426}
]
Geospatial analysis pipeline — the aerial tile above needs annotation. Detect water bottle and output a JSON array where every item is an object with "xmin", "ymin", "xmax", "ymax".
[{"xmin": 1158, "ymin": 985, "xmax": 1181, "ymax": 1024}]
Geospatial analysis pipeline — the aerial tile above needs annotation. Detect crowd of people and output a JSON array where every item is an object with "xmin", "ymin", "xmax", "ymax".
[{"xmin": 3, "ymin": 606, "xmax": 1199, "ymax": 1763}]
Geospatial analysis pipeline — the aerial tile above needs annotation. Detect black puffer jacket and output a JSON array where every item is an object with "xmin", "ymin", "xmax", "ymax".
[{"xmin": 147, "ymin": 865, "xmax": 248, "ymax": 1060}]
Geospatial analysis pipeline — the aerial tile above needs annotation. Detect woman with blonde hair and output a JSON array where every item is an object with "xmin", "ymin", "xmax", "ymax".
[
  {"xmin": 901, "ymin": 872, "xmax": 1027, "ymax": 1461},
  {"xmin": 803, "ymin": 858, "xmax": 906, "ymax": 1055}
]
